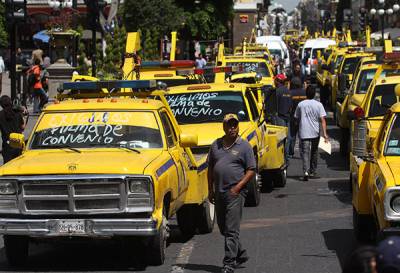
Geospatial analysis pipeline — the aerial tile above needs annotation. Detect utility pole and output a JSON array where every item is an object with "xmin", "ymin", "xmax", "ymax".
[{"xmin": 5, "ymin": 0, "xmax": 27, "ymax": 102}]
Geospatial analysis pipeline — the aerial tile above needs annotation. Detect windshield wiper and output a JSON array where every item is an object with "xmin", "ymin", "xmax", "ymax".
[
  {"xmin": 35, "ymin": 145, "xmax": 81, "ymax": 153},
  {"xmin": 88, "ymin": 143, "xmax": 141, "ymax": 154}
]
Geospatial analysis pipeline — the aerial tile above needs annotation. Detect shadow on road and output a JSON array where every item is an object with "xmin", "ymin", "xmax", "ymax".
[
  {"xmin": 0, "ymin": 224, "xmax": 192, "ymax": 272},
  {"xmin": 174, "ymin": 263, "xmax": 221, "ymax": 273},
  {"xmin": 322, "ymin": 229, "xmax": 357, "ymax": 268},
  {"xmin": 320, "ymin": 151, "xmax": 349, "ymax": 172},
  {"xmin": 327, "ymin": 179, "xmax": 352, "ymax": 205}
]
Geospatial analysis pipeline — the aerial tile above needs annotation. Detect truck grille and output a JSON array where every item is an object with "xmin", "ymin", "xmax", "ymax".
[{"xmin": 19, "ymin": 176, "xmax": 127, "ymax": 215}]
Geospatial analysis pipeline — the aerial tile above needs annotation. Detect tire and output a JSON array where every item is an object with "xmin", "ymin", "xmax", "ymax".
[
  {"xmin": 340, "ymin": 128, "xmax": 349, "ymax": 156},
  {"xmin": 4, "ymin": 235, "xmax": 29, "ymax": 266},
  {"xmin": 197, "ymin": 200, "xmax": 215, "ymax": 234},
  {"xmin": 177, "ymin": 205, "xmax": 197, "ymax": 236},
  {"xmin": 261, "ymin": 171, "xmax": 274, "ymax": 193},
  {"xmin": 147, "ymin": 209, "xmax": 169, "ymax": 265},
  {"xmin": 274, "ymin": 168, "xmax": 287, "ymax": 188},
  {"xmin": 245, "ymin": 173, "xmax": 261, "ymax": 207},
  {"xmin": 353, "ymin": 206, "xmax": 376, "ymax": 243}
]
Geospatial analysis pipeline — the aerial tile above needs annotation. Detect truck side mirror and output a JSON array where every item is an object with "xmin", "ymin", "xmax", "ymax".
[
  {"xmin": 8, "ymin": 133, "xmax": 25, "ymax": 150},
  {"xmin": 180, "ymin": 133, "xmax": 198, "ymax": 148}
]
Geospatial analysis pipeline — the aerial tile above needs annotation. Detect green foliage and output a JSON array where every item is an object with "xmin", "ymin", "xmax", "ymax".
[
  {"xmin": 0, "ymin": 2, "xmax": 8, "ymax": 47},
  {"xmin": 179, "ymin": 0, "xmax": 234, "ymax": 40},
  {"xmin": 76, "ymin": 25, "xmax": 89, "ymax": 75},
  {"xmin": 141, "ymin": 29, "xmax": 159, "ymax": 60},
  {"xmin": 98, "ymin": 22, "xmax": 127, "ymax": 79}
]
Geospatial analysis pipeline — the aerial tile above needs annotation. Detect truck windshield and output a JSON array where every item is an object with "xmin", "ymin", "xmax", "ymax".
[
  {"xmin": 227, "ymin": 61, "xmax": 271, "ymax": 77},
  {"xmin": 165, "ymin": 91, "xmax": 249, "ymax": 124},
  {"xmin": 342, "ymin": 57, "xmax": 361, "ymax": 75},
  {"xmin": 385, "ymin": 115, "xmax": 400, "ymax": 156},
  {"xmin": 356, "ymin": 68, "xmax": 377, "ymax": 94},
  {"xmin": 30, "ymin": 111, "xmax": 163, "ymax": 149},
  {"xmin": 369, "ymin": 84, "xmax": 399, "ymax": 117}
]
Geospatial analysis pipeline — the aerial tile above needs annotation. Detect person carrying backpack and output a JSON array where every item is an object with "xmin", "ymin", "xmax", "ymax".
[{"xmin": 29, "ymin": 59, "xmax": 48, "ymax": 113}]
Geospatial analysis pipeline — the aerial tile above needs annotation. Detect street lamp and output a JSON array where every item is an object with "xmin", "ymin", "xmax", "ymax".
[{"xmin": 369, "ymin": 0, "xmax": 388, "ymax": 47}]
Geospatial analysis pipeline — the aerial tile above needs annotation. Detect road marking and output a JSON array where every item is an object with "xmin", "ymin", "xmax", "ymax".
[
  {"xmin": 241, "ymin": 207, "xmax": 352, "ymax": 230},
  {"xmin": 171, "ymin": 240, "xmax": 195, "ymax": 273}
]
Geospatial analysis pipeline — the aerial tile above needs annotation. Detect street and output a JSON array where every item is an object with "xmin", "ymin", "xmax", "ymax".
[{"xmin": 0, "ymin": 117, "xmax": 355, "ymax": 273}]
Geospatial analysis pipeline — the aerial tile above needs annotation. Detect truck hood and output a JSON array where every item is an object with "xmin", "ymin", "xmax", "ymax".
[
  {"xmin": 180, "ymin": 122, "xmax": 253, "ymax": 146},
  {"xmin": 0, "ymin": 149, "xmax": 162, "ymax": 176}
]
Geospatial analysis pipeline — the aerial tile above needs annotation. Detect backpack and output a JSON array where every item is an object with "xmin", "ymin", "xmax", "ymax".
[{"xmin": 27, "ymin": 66, "xmax": 40, "ymax": 87}]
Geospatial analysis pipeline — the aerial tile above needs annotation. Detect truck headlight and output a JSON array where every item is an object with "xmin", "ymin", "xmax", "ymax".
[
  {"xmin": 391, "ymin": 195, "xmax": 400, "ymax": 213},
  {"xmin": 128, "ymin": 179, "xmax": 150, "ymax": 193},
  {"xmin": 126, "ymin": 177, "xmax": 154, "ymax": 211},
  {"xmin": 0, "ymin": 181, "xmax": 17, "ymax": 195}
]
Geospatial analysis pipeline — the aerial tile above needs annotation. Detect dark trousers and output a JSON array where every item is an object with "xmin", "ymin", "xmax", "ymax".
[
  {"xmin": 1, "ymin": 144, "xmax": 21, "ymax": 164},
  {"xmin": 216, "ymin": 191, "xmax": 247, "ymax": 268},
  {"xmin": 300, "ymin": 137, "xmax": 320, "ymax": 174},
  {"xmin": 275, "ymin": 115, "xmax": 291, "ymax": 160}
]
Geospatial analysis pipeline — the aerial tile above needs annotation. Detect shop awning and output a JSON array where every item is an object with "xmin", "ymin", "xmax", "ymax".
[{"xmin": 33, "ymin": 30, "xmax": 50, "ymax": 43}]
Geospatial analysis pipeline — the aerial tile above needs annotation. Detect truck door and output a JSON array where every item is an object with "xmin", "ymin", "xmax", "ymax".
[
  {"xmin": 159, "ymin": 111, "xmax": 187, "ymax": 208},
  {"xmin": 245, "ymin": 91, "xmax": 266, "ymax": 159}
]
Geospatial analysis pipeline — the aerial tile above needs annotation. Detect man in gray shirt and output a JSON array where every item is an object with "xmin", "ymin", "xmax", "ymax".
[
  {"xmin": 294, "ymin": 86, "xmax": 329, "ymax": 181},
  {"xmin": 208, "ymin": 113, "xmax": 256, "ymax": 273}
]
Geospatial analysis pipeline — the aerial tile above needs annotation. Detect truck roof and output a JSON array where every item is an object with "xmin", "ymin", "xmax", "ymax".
[{"xmin": 44, "ymin": 98, "xmax": 165, "ymax": 112}]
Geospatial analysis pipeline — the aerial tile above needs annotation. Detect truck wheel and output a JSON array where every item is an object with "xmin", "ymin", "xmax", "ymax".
[
  {"xmin": 197, "ymin": 200, "xmax": 215, "ymax": 234},
  {"xmin": 177, "ymin": 205, "xmax": 197, "ymax": 236},
  {"xmin": 261, "ymin": 171, "xmax": 274, "ymax": 193},
  {"xmin": 4, "ymin": 235, "xmax": 29, "ymax": 266},
  {"xmin": 245, "ymin": 173, "xmax": 261, "ymax": 207},
  {"xmin": 147, "ymin": 210, "xmax": 169, "ymax": 265},
  {"xmin": 353, "ymin": 206, "xmax": 376, "ymax": 243},
  {"xmin": 274, "ymin": 168, "xmax": 287, "ymax": 188}
]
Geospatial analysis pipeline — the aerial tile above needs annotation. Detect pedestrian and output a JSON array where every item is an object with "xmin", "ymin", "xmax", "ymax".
[
  {"xmin": 0, "ymin": 56, "xmax": 5, "ymax": 95},
  {"xmin": 294, "ymin": 85, "xmax": 329, "ymax": 181},
  {"xmin": 31, "ymin": 45, "xmax": 43, "ymax": 65},
  {"xmin": 288, "ymin": 76, "xmax": 307, "ymax": 157},
  {"xmin": 195, "ymin": 53, "xmax": 207, "ymax": 69},
  {"xmin": 29, "ymin": 58, "xmax": 48, "ymax": 113},
  {"xmin": 0, "ymin": 95, "xmax": 26, "ymax": 164},
  {"xmin": 274, "ymin": 73, "xmax": 292, "ymax": 160},
  {"xmin": 289, "ymin": 61, "xmax": 306, "ymax": 88},
  {"xmin": 376, "ymin": 236, "xmax": 400, "ymax": 273},
  {"xmin": 342, "ymin": 245, "xmax": 377, "ymax": 273},
  {"xmin": 207, "ymin": 113, "xmax": 256, "ymax": 273}
]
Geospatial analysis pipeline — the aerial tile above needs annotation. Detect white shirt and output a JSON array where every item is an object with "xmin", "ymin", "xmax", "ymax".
[{"xmin": 294, "ymin": 99, "xmax": 326, "ymax": 139}]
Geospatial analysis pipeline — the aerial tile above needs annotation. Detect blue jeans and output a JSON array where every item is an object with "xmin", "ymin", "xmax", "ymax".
[{"xmin": 33, "ymin": 88, "xmax": 48, "ymax": 112}]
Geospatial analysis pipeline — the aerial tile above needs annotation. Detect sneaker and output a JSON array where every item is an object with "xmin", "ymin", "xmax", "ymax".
[
  {"xmin": 221, "ymin": 266, "xmax": 235, "ymax": 273},
  {"xmin": 303, "ymin": 171, "xmax": 309, "ymax": 181}
]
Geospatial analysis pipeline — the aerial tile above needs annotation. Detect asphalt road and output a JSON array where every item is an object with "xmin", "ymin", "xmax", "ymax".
[{"xmin": 0, "ymin": 114, "xmax": 358, "ymax": 273}]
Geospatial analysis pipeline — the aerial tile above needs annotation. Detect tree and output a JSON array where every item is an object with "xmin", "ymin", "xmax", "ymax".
[
  {"xmin": 177, "ymin": 0, "xmax": 234, "ymax": 40},
  {"xmin": 123, "ymin": 0, "xmax": 184, "ymax": 34}
]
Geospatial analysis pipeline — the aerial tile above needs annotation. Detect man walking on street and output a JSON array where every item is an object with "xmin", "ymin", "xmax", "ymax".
[
  {"xmin": 274, "ymin": 74, "xmax": 292, "ymax": 160},
  {"xmin": 289, "ymin": 77, "xmax": 307, "ymax": 157},
  {"xmin": 0, "ymin": 95, "xmax": 25, "ymax": 164},
  {"xmin": 207, "ymin": 113, "xmax": 256, "ymax": 273},
  {"xmin": 294, "ymin": 86, "xmax": 329, "ymax": 181}
]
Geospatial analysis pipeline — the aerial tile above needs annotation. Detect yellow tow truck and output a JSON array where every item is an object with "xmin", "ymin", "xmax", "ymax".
[
  {"xmin": 351, "ymin": 85, "xmax": 400, "ymax": 241},
  {"xmin": 0, "ymin": 80, "xmax": 213, "ymax": 266},
  {"xmin": 350, "ymin": 53, "xmax": 400, "ymax": 240},
  {"xmin": 162, "ymin": 81, "xmax": 287, "ymax": 206},
  {"xmin": 216, "ymin": 43, "xmax": 275, "ymax": 88},
  {"xmin": 336, "ymin": 55, "xmax": 379, "ymax": 154}
]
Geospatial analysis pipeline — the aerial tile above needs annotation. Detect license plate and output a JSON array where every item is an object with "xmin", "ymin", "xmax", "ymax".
[{"xmin": 57, "ymin": 220, "xmax": 85, "ymax": 234}]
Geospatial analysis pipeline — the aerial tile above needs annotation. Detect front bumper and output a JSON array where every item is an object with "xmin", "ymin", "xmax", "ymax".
[{"xmin": 0, "ymin": 217, "xmax": 158, "ymax": 237}]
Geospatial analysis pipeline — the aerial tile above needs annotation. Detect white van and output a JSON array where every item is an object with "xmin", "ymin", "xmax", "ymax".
[
  {"xmin": 302, "ymin": 38, "xmax": 336, "ymax": 77},
  {"xmin": 256, "ymin": 35, "xmax": 290, "ymax": 68}
]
